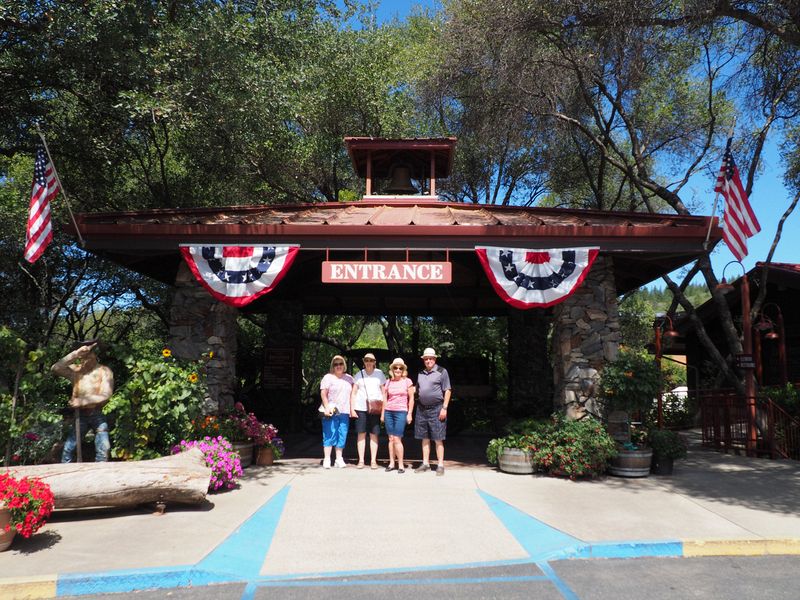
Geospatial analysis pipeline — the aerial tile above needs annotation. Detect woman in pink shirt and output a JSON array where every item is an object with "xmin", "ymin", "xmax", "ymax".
[
  {"xmin": 381, "ymin": 357, "xmax": 415, "ymax": 474},
  {"xmin": 320, "ymin": 354, "xmax": 355, "ymax": 469}
]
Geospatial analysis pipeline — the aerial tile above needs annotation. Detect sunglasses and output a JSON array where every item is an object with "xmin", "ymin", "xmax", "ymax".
[
  {"xmin": 392, "ymin": 366, "xmax": 403, "ymax": 370},
  {"xmin": 363, "ymin": 359, "xmax": 376, "ymax": 363},
  {"xmin": 333, "ymin": 362, "xmax": 345, "ymax": 367}
]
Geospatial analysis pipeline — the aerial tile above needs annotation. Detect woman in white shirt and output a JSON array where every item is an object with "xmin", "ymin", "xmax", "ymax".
[{"xmin": 349, "ymin": 353, "xmax": 386, "ymax": 469}]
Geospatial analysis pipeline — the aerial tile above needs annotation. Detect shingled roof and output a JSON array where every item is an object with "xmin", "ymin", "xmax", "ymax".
[{"xmin": 70, "ymin": 199, "xmax": 721, "ymax": 315}]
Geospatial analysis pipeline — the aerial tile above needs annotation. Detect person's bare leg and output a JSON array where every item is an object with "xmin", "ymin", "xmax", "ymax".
[
  {"xmin": 420, "ymin": 438, "xmax": 431, "ymax": 466},
  {"xmin": 387, "ymin": 436, "xmax": 396, "ymax": 469},
  {"xmin": 395, "ymin": 438, "xmax": 404, "ymax": 471},
  {"xmin": 323, "ymin": 445, "xmax": 332, "ymax": 468},
  {"xmin": 435, "ymin": 440, "xmax": 445, "ymax": 466},
  {"xmin": 369, "ymin": 433, "xmax": 379, "ymax": 467},
  {"xmin": 356, "ymin": 432, "xmax": 366, "ymax": 466}
]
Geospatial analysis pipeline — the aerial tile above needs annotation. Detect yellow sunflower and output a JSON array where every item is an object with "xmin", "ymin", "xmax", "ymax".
[
  {"xmin": 188, "ymin": 373, "xmax": 199, "ymax": 383},
  {"xmin": 162, "ymin": 348, "xmax": 172, "ymax": 358}
]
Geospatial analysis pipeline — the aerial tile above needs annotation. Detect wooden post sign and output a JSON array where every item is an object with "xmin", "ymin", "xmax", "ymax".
[{"xmin": 322, "ymin": 261, "xmax": 452, "ymax": 284}]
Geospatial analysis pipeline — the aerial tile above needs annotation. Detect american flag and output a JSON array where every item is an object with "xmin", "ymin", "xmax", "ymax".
[
  {"xmin": 714, "ymin": 138, "xmax": 760, "ymax": 261},
  {"xmin": 24, "ymin": 147, "xmax": 60, "ymax": 263}
]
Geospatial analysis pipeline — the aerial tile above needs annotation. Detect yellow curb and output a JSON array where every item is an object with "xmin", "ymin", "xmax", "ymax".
[
  {"xmin": 684, "ymin": 539, "xmax": 800, "ymax": 557},
  {"xmin": 0, "ymin": 575, "xmax": 57, "ymax": 600}
]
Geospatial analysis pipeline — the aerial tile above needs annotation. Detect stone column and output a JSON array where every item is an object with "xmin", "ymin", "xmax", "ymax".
[
  {"xmin": 169, "ymin": 263, "xmax": 238, "ymax": 414},
  {"xmin": 551, "ymin": 255, "xmax": 620, "ymax": 419},
  {"xmin": 508, "ymin": 309, "xmax": 552, "ymax": 418}
]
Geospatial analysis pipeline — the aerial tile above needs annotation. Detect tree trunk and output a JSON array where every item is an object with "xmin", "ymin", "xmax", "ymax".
[{"xmin": 0, "ymin": 447, "xmax": 211, "ymax": 509}]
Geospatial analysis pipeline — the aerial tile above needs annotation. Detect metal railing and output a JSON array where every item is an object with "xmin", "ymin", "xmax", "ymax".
[{"xmin": 699, "ymin": 389, "xmax": 800, "ymax": 460}]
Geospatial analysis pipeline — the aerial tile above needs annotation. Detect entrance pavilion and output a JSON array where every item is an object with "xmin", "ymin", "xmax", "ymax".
[{"xmin": 68, "ymin": 138, "xmax": 722, "ymax": 423}]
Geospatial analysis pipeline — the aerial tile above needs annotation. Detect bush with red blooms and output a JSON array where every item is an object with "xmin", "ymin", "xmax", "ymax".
[{"xmin": 0, "ymin": 473, "xmax": 55, "ymax": 538}]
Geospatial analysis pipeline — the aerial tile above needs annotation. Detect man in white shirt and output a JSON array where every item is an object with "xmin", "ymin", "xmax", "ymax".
[{"xmin": 349, "ymin": 353, "xmax": 387, "ymax": 469}]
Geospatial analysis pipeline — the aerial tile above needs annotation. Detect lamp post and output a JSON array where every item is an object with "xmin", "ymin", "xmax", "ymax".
[
  {"xmin": 756, "ymin": 303, "xmax": 788, "ymax": 385},
  {"xmin": 653, "ymin": 313, "xmax": 679, "ymax": 429},
  {"xmin": 717, "ymin": 261, "xmax": 757, "ymax": 456}
]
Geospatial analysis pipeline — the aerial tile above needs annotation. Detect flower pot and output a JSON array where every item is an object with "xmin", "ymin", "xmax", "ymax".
[
  {"xmin": 498, "ymin": 448, "xmax": 534, "ymax": 474},
  {"xmin": 0, "ymin": 505, "xmax": 15, "ymax": 552},
  {"xmin": 255, "ymin": 446, "xmax": 275, "ymax": 466},
  {"xmin": 650, "ymin": 455, "xmax": 674, "ymax": 476},
  {"xmin": 231, "ymin": 441, "xmax": 254, "ymax": 468},
  {"xmin": 609, "ymin": 448, "xmax": 652, "ymax": 478}
]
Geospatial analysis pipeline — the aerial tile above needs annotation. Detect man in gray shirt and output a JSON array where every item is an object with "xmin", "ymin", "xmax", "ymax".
[{"xmin": 414, "ymin": 347, "xmax": 452, "ymax": 476}]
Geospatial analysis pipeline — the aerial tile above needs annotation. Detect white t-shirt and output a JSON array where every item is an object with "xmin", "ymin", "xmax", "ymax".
[{"xmin": 352, "ymin": 369, "xmax": 387, "ymax": 412}]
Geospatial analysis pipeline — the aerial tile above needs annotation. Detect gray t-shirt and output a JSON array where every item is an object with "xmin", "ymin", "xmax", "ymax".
[{"xmin": 416, "ymin": 365, "xmax": 451, "ymax": 406}]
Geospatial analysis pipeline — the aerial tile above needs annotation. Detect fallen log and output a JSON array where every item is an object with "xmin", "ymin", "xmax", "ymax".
[{"xmin": 0, "ymin": 447, "xmax": 211, "ymax": 509}]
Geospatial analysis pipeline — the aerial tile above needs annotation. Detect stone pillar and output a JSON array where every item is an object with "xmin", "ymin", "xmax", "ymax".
[
  {"xmin": 551, "ymin": 255, "xmax": 620, "ymax": 419},
  {"xmin": 508, "ymin": 309, "xmax": 552, "ymax": 418},
  {"xmin": 169, "ymin": 263, "xmax": 238, "ymax": 414}
]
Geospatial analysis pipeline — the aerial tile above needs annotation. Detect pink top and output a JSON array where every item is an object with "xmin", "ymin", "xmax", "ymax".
[
  {"xmin": 384, "ymin": 377, "xmax": 413, "ymax": 411},
  {"xmin": 320, "ymin": 373, "xmax": 354, "ymax": 414}
]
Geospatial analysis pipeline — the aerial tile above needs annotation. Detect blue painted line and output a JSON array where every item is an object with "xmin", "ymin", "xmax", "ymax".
[
  {"xmin": 537, "ymin": 561, "xmax": 579, "ymax": 600},
  {"xmin": 477, "ymin": 490, "xmax": 585, "ymax": 560},
  {"xmin": 575, "ymin": 540, "xmax": 684, "ymax": 559},
  {"xmin": 195, "ymin": 485, "xmax": 290, "ymax": 577},
  {"xmin": 57, "ymin": 485, "xmax": 292, "ymax": 596},
  {"xmin": 250, "ymin": 575, "xmax": 551, "ymax": 587}
]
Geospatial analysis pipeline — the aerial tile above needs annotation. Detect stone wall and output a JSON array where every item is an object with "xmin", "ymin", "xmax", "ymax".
[
  {"xmin": 169, "ymin": 263, "xmax": 238, "ymax": 414},
  {"xmin": 551, "ymin": 255, "xmax": 620, "ymax": 419}
]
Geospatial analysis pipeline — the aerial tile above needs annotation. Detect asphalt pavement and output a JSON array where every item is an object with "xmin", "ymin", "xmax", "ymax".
[{"xmin": 1, "ymin": 432, "xmax": 799, "ymax": 599}]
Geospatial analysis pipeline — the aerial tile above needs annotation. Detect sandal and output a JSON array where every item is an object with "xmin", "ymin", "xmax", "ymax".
[
  {"xmin": 356, "ymin": 463, "xmax": 365, "ymax": 469},
  {"xmin": 370, "ymin": 463, "xmax": 379, "ymax": 470},
  {"xmin": 385, "ymin": 465, "xmax": 396, "ymax": 472}
]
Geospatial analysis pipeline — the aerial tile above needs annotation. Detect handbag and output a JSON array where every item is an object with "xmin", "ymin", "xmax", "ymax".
[{"xmin": 361, "ymin": 370, "xmax": 383, "ymax": 415}]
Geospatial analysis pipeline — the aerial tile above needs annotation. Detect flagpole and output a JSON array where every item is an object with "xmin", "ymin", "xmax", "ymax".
[
  {"xmin": 34, "ymin": 123, "xmax": 85, "ymax": 246},
  {"xmin": 703, "ymin": 120, "xmax": 737, "ymax": 251}
]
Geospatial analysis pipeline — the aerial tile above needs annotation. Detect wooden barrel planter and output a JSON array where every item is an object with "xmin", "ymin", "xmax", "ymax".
[
  {"xmin": 231, "ymin": 441, "xmax": 254, "ymax": 468},
  {"xmin": 498, "ymin": 448, "xmax": 534, "ymax": 474},
  {"xmin": 609, "ymin": 448, "xmax": 652, "ymax": 478}
]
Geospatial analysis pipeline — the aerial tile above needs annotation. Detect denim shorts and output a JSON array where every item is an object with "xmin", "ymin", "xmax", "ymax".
[
  {"xmin": 354, "ymin": 410, "xmax": 381, "ymax": 435},
  {"xmin": 322, "ymin": 413, "xmax": 350, "ymax": 448},
  {"xmin": 384, "ymin": 410, "xmax": 407, "ymax": 437},
  {"xmin": 414, "ymin": 403, "xmax": 447, "ymax": 441}
]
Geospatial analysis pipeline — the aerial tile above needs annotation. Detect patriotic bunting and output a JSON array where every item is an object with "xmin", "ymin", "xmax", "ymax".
[
  {"xmin": 475, "ymin": 246, "xmax": 599, "ymax": 309},
  {"xmin": 180, "ymin": 245, "xmax": 299, "ymax": 307}
]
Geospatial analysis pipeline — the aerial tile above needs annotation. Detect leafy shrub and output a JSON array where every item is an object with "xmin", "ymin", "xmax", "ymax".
[
  {"xmin": 486, "ymin": 415, "xmax": 617, "ymax": 479},
  {"xmin": 760, "ymin": 384, "xmax": 799, "ymax": 419},
  {"xmin": 531, "ymin": 415, "xmax": 617, "ymax": 479},
  {"xmin": 106, "ymin": 343, "xmax": 209, "ymax": 459},
  {"xmin": 649, "ymin": 391, "xmax": 695, "ymax": 428},
  {"xmin": 648, "ymin": 429, "xmax": 688, "ymax": 460},
  {"xmin": 1, "ymin": 328, "xmax": 70, "ymax": 466},
  {"xmin": 600, "ymin": 348, "xmax": 661, "ymax": 418}
]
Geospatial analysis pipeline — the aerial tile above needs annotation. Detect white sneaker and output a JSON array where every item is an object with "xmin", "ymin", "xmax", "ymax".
[
  {"xmin": 334, "ymin": 458, "xmax": 346, "ymax": 469},
  {"xmin": 323, "ymin": 461, "xmax": 331, "ymax": 469}
]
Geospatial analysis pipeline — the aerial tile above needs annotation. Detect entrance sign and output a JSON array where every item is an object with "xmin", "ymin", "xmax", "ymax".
[
  {"xmin": 180, "ymin": 244, "xmax": 299, "ymax": 307},
  {"xmin": 322, "ymin": 261, "xmax": 452, "ymax": 284},
  {"xmin": 475, "ymin": 246, "xmax": 599, "ymax": 309}
]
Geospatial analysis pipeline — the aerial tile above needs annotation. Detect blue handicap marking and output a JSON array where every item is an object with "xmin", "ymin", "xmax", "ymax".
[
  {"xmin": 195, "ymin": 485, "xmax": 290, "ymax": 577},
  {"xmin": 477, "ymin": 489, "xmax": 585, "ymax": 560}
]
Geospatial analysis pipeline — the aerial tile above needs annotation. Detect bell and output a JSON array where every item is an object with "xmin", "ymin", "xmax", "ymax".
[{"xmin": 384, "ymin": 164, "xmax": 418, "ymax": 195}]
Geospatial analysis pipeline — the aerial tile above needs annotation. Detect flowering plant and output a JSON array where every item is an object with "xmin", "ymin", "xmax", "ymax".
[
  {"xmin": 0, "ymin": 473, "xmax": 55, "ymax": 538},
  {"xmin": 257, "ymin": 424, "xmax": 285, "ymax": 460},
  {"xmin": 171, "ymin": 436, "xmax": 243, "ymax": 492},
  {"xmin": 225, "ymin": 403, "xmax": 263, "ymax": 443}
]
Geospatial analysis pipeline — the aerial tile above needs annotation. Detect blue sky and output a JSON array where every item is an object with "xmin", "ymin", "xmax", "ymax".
[{"xmin": 365, "ymin": 0, "xmax": 798, "ymax": 285}]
